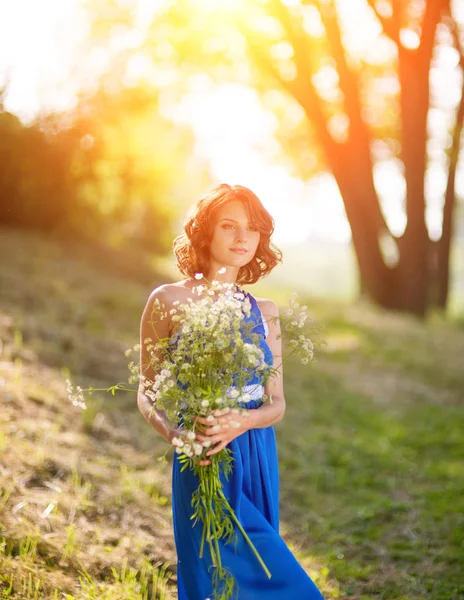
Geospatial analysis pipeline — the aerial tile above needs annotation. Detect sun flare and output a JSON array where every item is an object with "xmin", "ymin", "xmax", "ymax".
[{"xmin": 188, "ymin": 0, "xmax": 247, "ymax": 10}]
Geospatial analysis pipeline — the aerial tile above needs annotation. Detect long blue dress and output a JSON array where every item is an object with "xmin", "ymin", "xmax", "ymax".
[{"xmin": 171, "ymin": 290, "xmax": 325, "ymax": 600}]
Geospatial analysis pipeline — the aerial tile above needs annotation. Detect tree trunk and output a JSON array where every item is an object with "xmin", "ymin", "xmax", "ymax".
[
  {"xmin": 435, "ymin": 76, "xmax": 464, "ymax": 308},
  {"xmin": 246, "ymin": 0, "xmax": 453, "ymax": 317},
  {"xmin": 330, "ymin": 143, "xmax": 394, "ymax": 306},
  {"xmin": 393, "ymin": 49, "xmax": 431, "ymax": 317}
]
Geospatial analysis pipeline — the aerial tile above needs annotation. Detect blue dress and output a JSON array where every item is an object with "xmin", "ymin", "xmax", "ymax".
[{"xmin": 171, "ymin": 290, "xmax": 325, "ymax": 600}]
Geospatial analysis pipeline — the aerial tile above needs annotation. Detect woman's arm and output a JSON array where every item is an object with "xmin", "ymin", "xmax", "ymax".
[
  {"xmin": 195, "ymin": 298, "xmax": 286, "ymax": 458},
  {"xmin": 247, "ymin": 298, "xmax": 286, "ymax": 428},
  {"xmin": 137, "ymin": 285, "xmax": 176, "ymax": 444}
]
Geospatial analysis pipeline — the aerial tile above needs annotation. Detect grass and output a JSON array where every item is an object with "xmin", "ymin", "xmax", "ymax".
[{"xmin": 0, "ymin": 225, "xmax": 463, "ymax": 599}]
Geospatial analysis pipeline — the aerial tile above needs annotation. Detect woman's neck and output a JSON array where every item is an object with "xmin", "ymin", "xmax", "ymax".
[{"xmin": 206, "ymin": 265, "xmax": 239, "ymax": 286}]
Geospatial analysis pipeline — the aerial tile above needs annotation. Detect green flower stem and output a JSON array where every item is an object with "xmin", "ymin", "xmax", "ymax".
[
  {"xmin": 218, "ymin": 488, "xmax": 272, "ymax": 580},
  {"xmin": 196, "ymin": 456, "xmax": 272, "ymax": 581},
  {"xmin": 212, "ymin": 519, "xmax": 223, "ymax": 570},
  {"xmin": 199, "ymin": 477, "xmax": 208, "ymax": 558}
]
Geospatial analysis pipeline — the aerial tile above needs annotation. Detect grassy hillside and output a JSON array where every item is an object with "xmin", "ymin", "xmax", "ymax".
[{"xmin": 1, "ymin": 226, "xmax": 463, "ymax": 599}]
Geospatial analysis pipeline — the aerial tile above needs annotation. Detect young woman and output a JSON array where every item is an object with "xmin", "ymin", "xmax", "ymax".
[{"xmin": 137, "ymin": 184, "xmax": 324, "ymax": 599}]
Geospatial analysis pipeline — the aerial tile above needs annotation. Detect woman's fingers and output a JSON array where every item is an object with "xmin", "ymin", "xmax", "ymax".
[
  {"xmin": 194, "ymin": 408, "xmax": 231, "ymax": 426},
  {"xmin": 212, "ymin": 407, "xmax": 231, "ymax": 417},
  {"xmin": 193, "ymin": 430, "xmax": 223, "ymax": 446},
  {"xmin": 206, "ymin": 440, "xmax": 227, "ymax": 456},
  {"xmin": 194, "ymin": 423, "xmax": 230, "ymax": 438}
]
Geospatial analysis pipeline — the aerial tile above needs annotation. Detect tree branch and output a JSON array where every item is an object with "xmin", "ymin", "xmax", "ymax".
[
  {"xmin": 316, "ymin": 2, "xmax": 364, "ymax": 133},
  {"xmin": 445, "ymin": 13, "xmax": 464, "ymax": 70},
  {"xmin": 249, "ymin": 0, "xmax": 337, "ymax": 156},
  {"xmin": 436, "ymin": 36, "xmax": 464, "ymax": 305},
  {"xmin": 419, "ymin": 0, "xmax": 450, "ymax": 64},
  {"xmin": 316, "ymin": 1, "xmax": 391, "ymax": 235},
  {"xmin": 365, "ymin": 0, "xmax": 400, "ymax": 45}
]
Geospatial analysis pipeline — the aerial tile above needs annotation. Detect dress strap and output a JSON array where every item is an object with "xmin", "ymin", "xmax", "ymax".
[
  {"xmin": 241, "ymin": 289, "xmax": 269, "ymax": 338},
  {"xmin": 256, "ymin": 302, "xmax": 269, "ymax": 338}
]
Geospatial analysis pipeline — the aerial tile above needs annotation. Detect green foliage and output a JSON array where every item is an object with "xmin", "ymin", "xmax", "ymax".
[
  {"xmin": 74, "ymin": 559, "xmax": 171, "ymax": 599},
  {"xmin": 0, "ymin": 84, "xmax": 201, "ymax": 255},
  {"xmin": 1, "ymin": 228, "xmax": 463, "ymax": 598}
]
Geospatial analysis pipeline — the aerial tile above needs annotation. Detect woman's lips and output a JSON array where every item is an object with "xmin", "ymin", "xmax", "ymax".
[{"xmin": 230, "ymin": 248, "xmax": 248, "ymax": 254}]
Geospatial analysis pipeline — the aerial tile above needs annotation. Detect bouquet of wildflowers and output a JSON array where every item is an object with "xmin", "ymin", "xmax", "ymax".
[
  {"xmin": 66, "ymin": 277, "xmax": 315, "ymax": 600},
  {"xmin": 140, "ymin": 278, "xmax": 273, "ymax": 599}
]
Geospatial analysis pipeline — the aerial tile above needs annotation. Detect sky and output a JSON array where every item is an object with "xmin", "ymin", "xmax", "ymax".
[{"xmin": 1, "ymin": 0, "xmax": 463, "ymax": 245}]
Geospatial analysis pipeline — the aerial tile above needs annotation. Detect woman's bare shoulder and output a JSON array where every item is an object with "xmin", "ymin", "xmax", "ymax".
[
  {"xmin": 146, "ymin": 280, "xmax": 193, "ymax": 308},
  {"xmin": 255, "ymin": 296, "xmax": 279, "ymax": 317}
]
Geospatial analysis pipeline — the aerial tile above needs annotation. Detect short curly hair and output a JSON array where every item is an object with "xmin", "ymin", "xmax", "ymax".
[{"xmin": 173, "ymin": 183, "xmax": 283, "ymax": 285}]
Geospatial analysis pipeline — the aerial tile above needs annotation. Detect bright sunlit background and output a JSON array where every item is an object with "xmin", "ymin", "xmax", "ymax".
[
  {"xmin": 2, "ymin": 5, "xmax": 464, "ymax": 598},
  {"xmin": 1, "ymin": 0, "xmax": 463, "ymax": 305}
]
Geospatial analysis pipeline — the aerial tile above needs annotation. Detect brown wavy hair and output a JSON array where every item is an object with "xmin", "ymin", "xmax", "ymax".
[{"xmin": 173, "ymin": 184, "xmax": 283, "ymax": 285}]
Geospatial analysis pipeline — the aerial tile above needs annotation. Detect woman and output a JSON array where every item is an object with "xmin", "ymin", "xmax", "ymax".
[{"xmin": 137, "ymin": 184, "xmax": 324, "ymax": 599}]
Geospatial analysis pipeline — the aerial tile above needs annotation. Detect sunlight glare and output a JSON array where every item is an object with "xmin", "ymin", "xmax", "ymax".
[
  {"xmin": 187, "ymin": 0, "xmax": 247, "ymax": 12},
  {"xmin": 400, "ymin": 28, "xmax": 421, "ymax": 50},
  {"xmin": 302, "ymin": 5, "xmax": 324, "ymax": 38}
]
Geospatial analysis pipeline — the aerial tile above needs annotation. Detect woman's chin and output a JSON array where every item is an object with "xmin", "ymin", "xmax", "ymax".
[{"xmin": 228, "ymin": 257, "xmax": 250, "ymax": 268}]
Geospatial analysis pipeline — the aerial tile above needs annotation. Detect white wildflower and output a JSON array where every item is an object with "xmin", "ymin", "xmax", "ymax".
[
  {"xmin": 218, "ymin": 267, "xmax": 226, "ymax": 274},
  {"xmin": 65, "ymin": 379, "xmax": 87, "ymax": 410},
  {"xmin": 187, "ymin": 431, "xmax": 196, "ymax": 441},
  {"xmin": 194, "ymin": 273, "xmax": 203, "ymax": 280},
  {"xmin": 201, "ymin": 399, "xmax": 209, "ymax": 408},
  {"xmin": 146, "ymin": 390, "xmax": 159, "ymax": 402},
  {"xmin": 202, "ymin": 440, "xmax": 212, "ymax": 448}
]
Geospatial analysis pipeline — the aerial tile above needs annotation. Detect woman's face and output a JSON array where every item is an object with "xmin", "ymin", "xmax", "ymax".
[{"xmin": 208, "ymin": 200, "xmax": 260, "ymax": 272}]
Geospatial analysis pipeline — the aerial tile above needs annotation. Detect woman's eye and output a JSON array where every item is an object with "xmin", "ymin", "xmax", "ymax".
[{"xmin": 220, "ymin": 223, "xmax": 259, "ymax": 232}]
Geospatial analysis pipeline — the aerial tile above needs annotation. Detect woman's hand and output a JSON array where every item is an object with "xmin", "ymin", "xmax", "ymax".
[
  {"xmin": 169, "ymin": 426, "xmax": 212, "ymax": 466},
  {"xmin": 194, "ymin": 407, "xmax": 251, "ymax": 457}
]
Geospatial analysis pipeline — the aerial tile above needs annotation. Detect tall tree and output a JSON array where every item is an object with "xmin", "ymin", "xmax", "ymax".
[
  {"xmin": 83, "ymin": 0, "xmax": 464, "ymax": 315},
  {"xmin": 240, "ymin": 0, "xmax": 462, "ymax": 316}
]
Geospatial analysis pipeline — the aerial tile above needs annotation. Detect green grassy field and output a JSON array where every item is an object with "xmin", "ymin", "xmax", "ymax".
[{"xmin": 0, "ymin": 226, "xmax": 463, "ymax": 599}]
